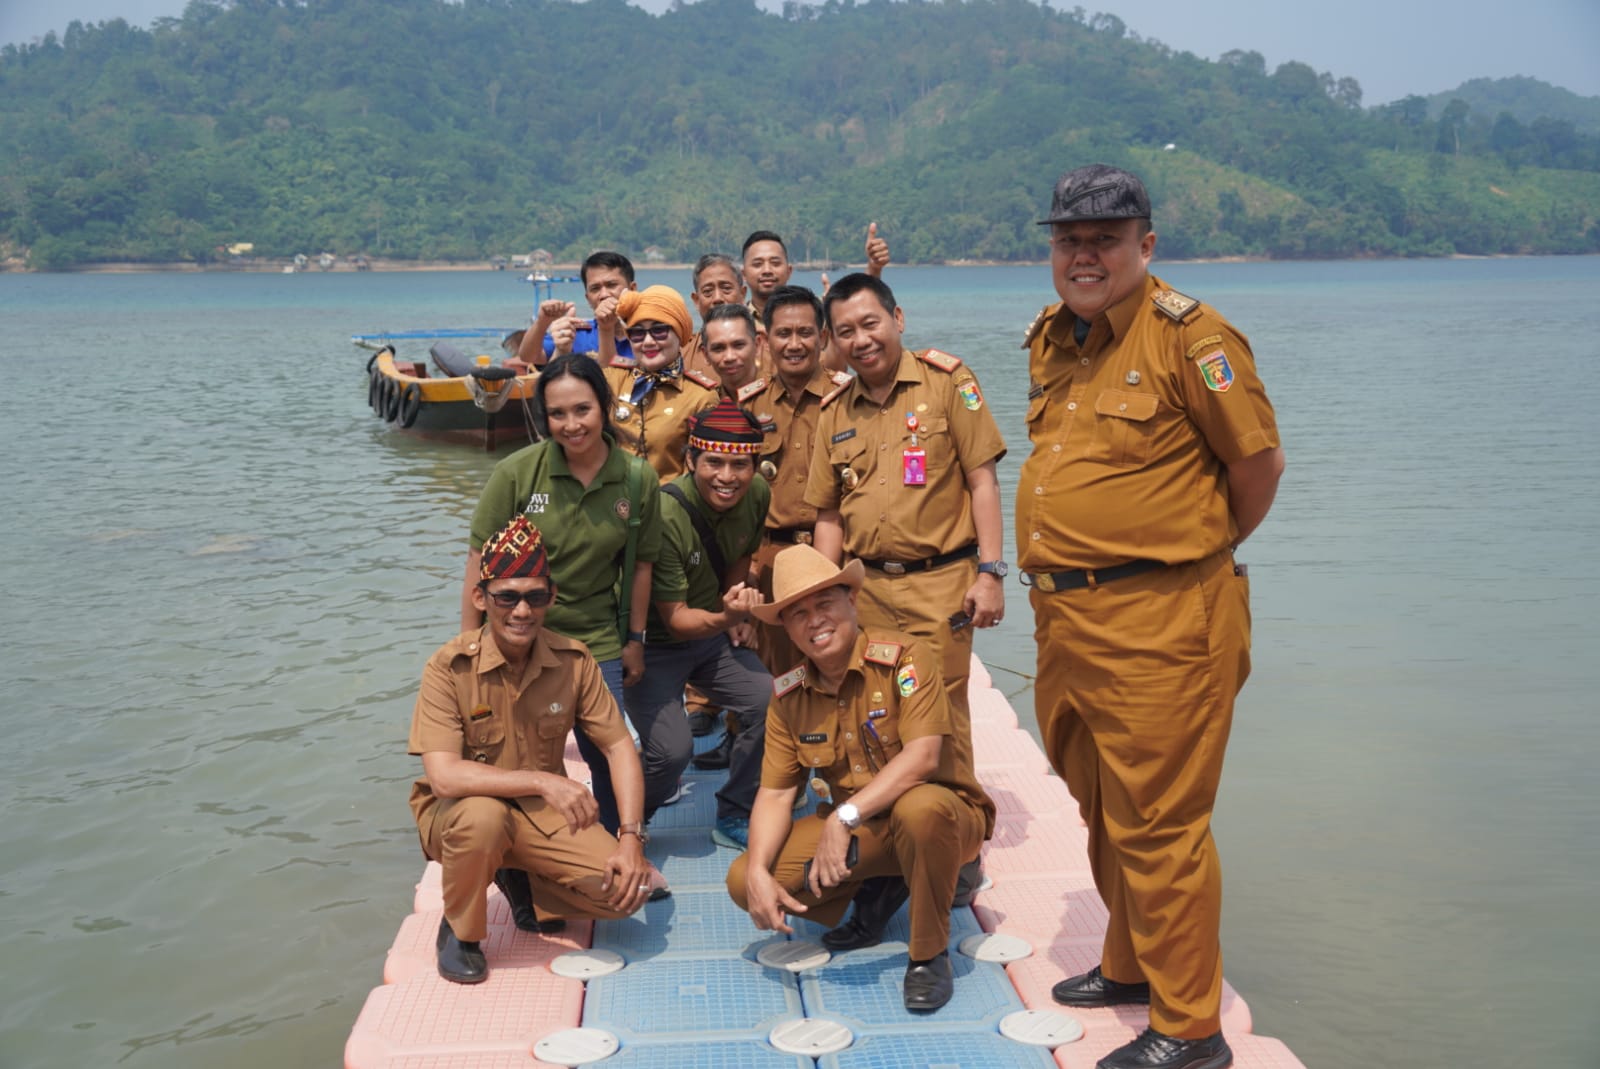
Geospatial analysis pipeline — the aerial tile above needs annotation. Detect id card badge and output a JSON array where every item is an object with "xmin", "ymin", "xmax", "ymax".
[{"xmin": 902, "ymin": 447, "xmax": 926, "ymax": 485}]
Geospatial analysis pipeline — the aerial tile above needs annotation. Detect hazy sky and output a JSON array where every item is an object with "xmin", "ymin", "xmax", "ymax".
[{"xmin": 3, "ymin": 0, "xmax": 1596, "ymax": 105}]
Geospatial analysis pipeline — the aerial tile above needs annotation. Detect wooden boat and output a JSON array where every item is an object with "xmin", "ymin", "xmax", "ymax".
[{"xmin": 356, "ymin": 332, "xmax": 541, "ymax": 451}]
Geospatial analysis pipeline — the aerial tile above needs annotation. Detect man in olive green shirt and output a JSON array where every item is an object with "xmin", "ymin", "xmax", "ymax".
[{"xmin": 625, "ymin": 399, "xmax": 773, "ymax": 848}]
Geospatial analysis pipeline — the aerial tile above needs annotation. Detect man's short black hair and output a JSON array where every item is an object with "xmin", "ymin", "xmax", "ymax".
[
  {"xmin": 703, "ymin": 302, "xmax": 759, "ymax": 341},
  {"xmin": 821, "ymin": 272, "xmax": 897, "ymax": 328},
  {"xmin": 762, "ymin": 285, "xmax": 824, "ymax": 331},
  {"xmin": 580, "ymin": 250, "xmax": 634, "ymax": 287},
  {"xmin": 741, "ymin": 230, "xmax": 788, "ymax": 257}
]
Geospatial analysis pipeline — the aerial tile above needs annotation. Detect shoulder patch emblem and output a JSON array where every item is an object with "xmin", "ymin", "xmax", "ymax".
[
  {"xmin": 895, "ymin": 662, "xmax": 920, "ymax": 697},
  {"xmin": 774, "ymin": 663, "xmax": 807, "ymax": 696},
  {"xmin": 916, "ymin": 348, "xmax": 963, "ymax": 373},
  {"xmin": 1152, "ymin": 289, "xmax": 1200, "ymax": 323},
  {"xmin": 737, "ymin": 378, "xmax": 767, "ymax": 403},
  {"xmin": 1195, "ymin": 350, "xmax": 1235, "ymax": 392},
  {"xmin": 1185, "ymin": 334, "xmax": 1224, "ymax": 361},
  {"xmin": 864, "ymin": 640, "xmax": 903, "ymax": 666},
  {"xmin": 1022, "ymin": 303, "xmax": 1057, "ymax": 348},
  {"xmin": 829, "ymin": 370, "xmax": 853, "ymax": 386},
  {"xmin": 683, "ymin": 368, "xmax": 719, "ymax": 390},
  {"xmin": 957, "ymin": 379, "xmax": 984, "ymax": 411},
  {"xmin": 821, "ymin": 379, "xmax": 853, "ymax": 408}
]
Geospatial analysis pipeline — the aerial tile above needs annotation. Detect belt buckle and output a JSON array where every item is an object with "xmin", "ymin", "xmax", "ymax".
[
  {"xmin": 1033, "ymin": 571, "xmax": 1057, "ymax": 593},
  {"xmin": 883, "ymin": 561, "xmax": 907, "ymax": 576}
]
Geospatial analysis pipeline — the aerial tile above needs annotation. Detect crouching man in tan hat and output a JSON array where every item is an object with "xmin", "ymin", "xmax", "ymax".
[
  {"xmin": 725, "ymin": 544, "xmax": 995, "ymax": 1011},
  {"xmin": 408, "ymin": 515, "xmax": 653, "ymax": 984}
]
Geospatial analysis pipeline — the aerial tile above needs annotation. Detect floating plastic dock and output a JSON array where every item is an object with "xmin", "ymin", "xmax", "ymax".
[{"xmin": 346, "ymin": 659, "xmax": 1308, "ymax": 1068}]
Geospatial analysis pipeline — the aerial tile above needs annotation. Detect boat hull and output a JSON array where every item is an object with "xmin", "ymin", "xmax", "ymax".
[{"xmin": 364, "ymin": 347, "xmax": 540, "ymax": 451}]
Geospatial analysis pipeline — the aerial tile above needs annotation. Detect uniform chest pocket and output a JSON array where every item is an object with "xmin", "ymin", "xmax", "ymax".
[
  {"xmin": 908, "ymin": 416, "xmax": 954, "ymax": 473},
  {"xmin": 1092, "ymin": 390, "xmax": 1161, "ymax": 468},
  {"xmin": 465, "ymin": 715, "xmax": 506, "ymax": 762},
  {"xmin": 796, "ymin": 715, "xmax": 841, "ymax": 771},
  {"xmin": 536, "ymin": 711, "xmax": 574, "ymax": 741},
  {"xmin": 828, "ymin": 436, "xmax": 870, "ymax": 496}
]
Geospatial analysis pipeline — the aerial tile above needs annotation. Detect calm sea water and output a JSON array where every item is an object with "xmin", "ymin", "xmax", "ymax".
[{"xmin": 1, "ymin": 259, "xmax": 1596, "ymax": 1067}]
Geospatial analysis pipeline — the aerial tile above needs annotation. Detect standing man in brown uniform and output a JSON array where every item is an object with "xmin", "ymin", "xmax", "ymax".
[
  {"xmin": 727, "ymin": 545, "xmax": 993, "ymax": 1011},
  {"xmin": 409, "ymin": 516, "xmax": 652, "ymax": 984},
  {"xmin": 1020, "ymin": 165, "xmax": 1284, "ymax": 1069},
  {"xmin": 805, "ymin": 273, "xmax": 1008, "ymax": 740},
  {"xmin": 748, "ymin": 285, "xmax": 851, "ymax": 670}
]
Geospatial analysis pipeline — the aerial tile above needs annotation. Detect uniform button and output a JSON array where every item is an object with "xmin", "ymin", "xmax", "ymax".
[
  {"xmin": 1067, "ymin": 402, "xmax": 1077, "ymax": 411},
  {"xmin": 1080, "ymin": 357, "xmax": 1089, "ymax": 366},
  {"xmin": 1119, "ymin": 403, "xmax": 1127, "ymax": 411},
  {"xmin": 1034, "ymin": 486, "xmax": 1043, "ymax": 495},
  {"xmin": 854, "ymin": 764, "xmax": 863, "ymax": 772},
  {"xmin": 1052, "ymin": 444, "xmax": 1062, "ymax": 453},
  {"xmin": 879, "ymin": 443, "xmax": 887, "ymax": 450},
  {"xmin": 844, "ymin": 733, "xmax": 853, "ymax": 740},
  {"xmin": 1031, "ymin": 532, "xmax": 1041, "ymax": 541},
  {"xmin": 878, "ymin": 477, "xmax": 886, "ymax": 484}
]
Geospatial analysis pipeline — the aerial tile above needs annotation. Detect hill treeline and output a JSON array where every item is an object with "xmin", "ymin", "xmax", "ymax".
[{"xmin": 2, "ymin": 0, "xmax": 1599, "ymax": 269}]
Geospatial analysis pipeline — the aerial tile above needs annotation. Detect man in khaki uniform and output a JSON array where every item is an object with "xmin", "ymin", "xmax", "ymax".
[
  {"xmin": 409, "ymin": 516, "xmax": 652, "ymax": 984},
  {"xmin": 727, "ymin": 545, "xmax": 993, "ymax": 1011},
  {"xmin": 1020, "ymin": 164, "xmax": 1284, "ymax": 1069},
  {"xmin": 603, "ymin": 285, "xmax": 720, "ymax": 482},
  {"xmin": 805, "ymin": 273, "xmax": 1008, "ymax": 740},
  {"xmin": 748, "ymin": 285, "xmax": 851, "ymax": 671}
]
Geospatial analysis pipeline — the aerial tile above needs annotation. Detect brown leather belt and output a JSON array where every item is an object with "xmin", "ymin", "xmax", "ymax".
[{"xmin": 858, "ymin": 544, "xmax": 978, "ymax": 576}]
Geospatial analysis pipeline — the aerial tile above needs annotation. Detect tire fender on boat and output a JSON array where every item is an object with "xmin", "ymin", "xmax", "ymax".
[
  {"xmin": 368, "ymin": 368, "xmax": 382, "ymax": 412},
  {"xmin": 397, "ymin": 383, "xmax": 423, "ymax": 429},
  {"xmin": 384, "ymin": 376, "xmax": 404, "ymax": 422}
]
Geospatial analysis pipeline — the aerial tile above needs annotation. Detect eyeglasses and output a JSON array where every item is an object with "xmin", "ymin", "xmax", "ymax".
[
  {"xmin": 625, "ymin": 324, "xmax": 675, "ymax": 344},
  {"xmin": 486, "ymin": 589, "xmax": 554, "ymax": 609}
]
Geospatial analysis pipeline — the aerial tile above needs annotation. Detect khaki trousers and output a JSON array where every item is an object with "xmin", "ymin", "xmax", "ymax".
[
  {"xmin": 857, "ymin": 557, "xmax": 976, "ymax": 726},
  {"xmin": 421, "ymin": 796, "xmax": 635, "ymax": 941},
  {"xmin": 1032, "ymin": 550, "xmax": 1250, "ymax": 1038},
  {"xmin": 726, "ymin": 783, "xmax": 985, "ymax": 961}
]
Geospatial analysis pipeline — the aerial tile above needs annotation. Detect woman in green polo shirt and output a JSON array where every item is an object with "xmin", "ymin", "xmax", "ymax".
[{"xmin": 461, "ymin": 355, "xmax": 665, "ymax": 833}]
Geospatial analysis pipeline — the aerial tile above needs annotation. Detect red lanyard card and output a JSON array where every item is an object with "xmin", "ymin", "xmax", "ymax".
[{"xmin": 902, "ymin": 447, "xmax": 926, "ymax": 485}]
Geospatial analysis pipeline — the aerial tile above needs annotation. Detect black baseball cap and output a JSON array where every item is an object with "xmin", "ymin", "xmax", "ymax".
[{"xmin": 1037, "ymin": 164, "xmax": 1151, "ymax": 226}]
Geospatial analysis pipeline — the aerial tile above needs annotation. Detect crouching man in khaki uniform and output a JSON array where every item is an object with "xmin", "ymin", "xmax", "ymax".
[
  {"xmin": 725, "ymin": 545, "xmax": 994, "ymax": 1011},
  {"xmin": 409, "ymin": 515, "xmax": 652, "ymax": 983}
]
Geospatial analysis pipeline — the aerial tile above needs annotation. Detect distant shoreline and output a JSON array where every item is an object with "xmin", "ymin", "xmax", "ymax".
[{"xmin": 1, "ymin": 252, "xmax": 1578, "ymax": 275}]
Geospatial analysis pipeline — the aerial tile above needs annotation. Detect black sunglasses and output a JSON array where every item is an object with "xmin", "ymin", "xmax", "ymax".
[
  {"xmin": 625, "ymin": 324, "xmax": 675, "ymax": 344},
  {"xmin": 486, "ymin": 589, "xmax": 554, "ymax": 609}
]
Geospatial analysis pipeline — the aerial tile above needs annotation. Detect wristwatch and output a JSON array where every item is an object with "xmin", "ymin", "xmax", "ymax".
[
  {"xmin": 626, "ymin": 630, "xmax": 647, "ymax": 645},
  {"xmin": 834, "ymin": 802, "xmax": 861, "ymax": 830},
  {"xmin": 617, "ymin": 822, "xmax": 649, "ymax": 844},
  {"xmin": 977, "ymin": 560, "xmax": 1009, "ymax": 578}
]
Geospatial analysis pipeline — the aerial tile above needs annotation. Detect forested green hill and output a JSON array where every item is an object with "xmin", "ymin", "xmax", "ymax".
[{"xmin": 2, "ymin": 0, "xmax": 1597, "ymax": 269}]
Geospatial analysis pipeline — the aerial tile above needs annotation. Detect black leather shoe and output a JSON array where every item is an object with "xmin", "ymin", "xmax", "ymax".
[
  {"xmin": 821, "ymin": 876, "xmax": 911, "ymax": 951},
  {"xmin": 1051, "ymin": 964, "xmax": 1151, "ymax": 1007},
  {"xmin": 902, "ymin": 950, "xmax": 954, "ymax": 1011},
  {"xmin": 691, "ymin": 731, "xmax": 734, "ymax": 771},
  {"xmin": 436, "ymin": 918, "xmax": 488, "ymax": 984},
  {"xmin": 493, "ymin": 868, "xmax": 566, "ymax": 934},
  {"xmin": 1096, "ymin": 1028, "xmax": 1231, "ymax": 1069}
]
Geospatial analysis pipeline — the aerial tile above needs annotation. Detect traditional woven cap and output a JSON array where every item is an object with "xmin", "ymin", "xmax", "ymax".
[
  {"xmin": 479, "ymin": 515, "xmax": 550, "ymax": 581},
  {"xmin": 616, "ymin": 285, "xmax": 693, "ymax": 344},
  {"xmin": 1037, "ymin": 164, "xmax": 1151, "ymax": 225},
  {"xmin": 751, "ymin": 544, "xmax": 864, "ymax": 624},
  {"xmin": 688, "ymin": 398, "xmax": 764, "ymax": 455}
]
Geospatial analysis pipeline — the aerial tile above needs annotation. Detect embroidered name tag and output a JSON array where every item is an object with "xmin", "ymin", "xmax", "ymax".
[
  {"xmin": 799, "ymin": 733, "xmax": 828, "ymax": 744},
  {"xmin": 831, "ymin": 428, "xmax": 857, "ymax": 445}
]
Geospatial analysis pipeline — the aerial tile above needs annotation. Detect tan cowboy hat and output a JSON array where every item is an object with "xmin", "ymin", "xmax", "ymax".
[{"xmin": 751, "ymin": 544, "xmax": 864, "ymax": 624}]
